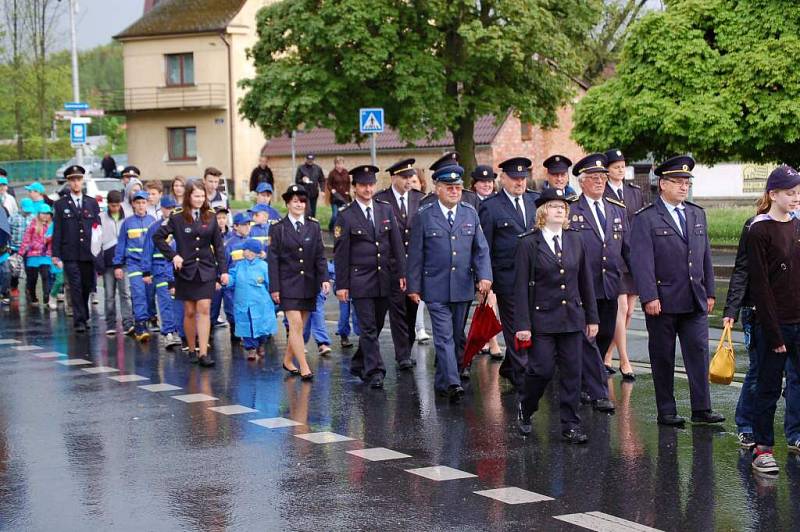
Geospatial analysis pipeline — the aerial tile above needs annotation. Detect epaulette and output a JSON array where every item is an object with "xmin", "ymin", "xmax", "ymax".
[
  {"xmin": 566, "ymin": 195, "xmax": 579, "ymax": 203},
  {"xmin": 339, "ymin": 203, "xmax": 352, "ymax": 212},
  {"xmin": 460, "ymin": 201, "xmax": 477, "ymax": 211},
  {"xmin": 173, "ymin": 207, "xmax": 184, "ymax": 213},
  {"xmin": 526, "ymin": 188, "xmax": 538, "ymax": 194},
  {"xmin": 605, "ymin": 196, "xmax": 626, "ymax": 209},
  {"xmin": 374, "ymin": 198, "xmax": 390, "ymax": 205},
  {"xmin": 518, "ymin": 228, "xmax": 539, "ymax": 238},
  {"xmin": 418, "ymin": 202, "xmax": 435, "ymax": 212},
  {"xmin": 307, "ymin": 217, "xmax": 320, "ymax": 224},
  {"xmin": 269, "ymin": 219, "xmax": 279, "ymax": 225},
  {"xmin": 684, "ymin": 200, "xmax": 704, "ymax": 210},
  {"xmin": 409, "ymin": 189, "xmax": 424, "ymax": 198},
  {"xmin": 634, "ymin": 203, "xmax": 655, "ymax": 215},
  {"xmin": 627, "ymin": 182, "xmax": 641, "ymax": 189}
]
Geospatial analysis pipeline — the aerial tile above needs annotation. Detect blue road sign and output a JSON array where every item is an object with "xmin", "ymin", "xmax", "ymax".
[
  {"xmin": 70, "ymin": 122, "xmax": 87, "ymax": 145},
  {"xmin": 359, "ymin": 108, "xmax": 384, "ymax": 134},
  {"xmin": 64, "ymin": 102, "xmax": 89, "ymax": 111}
]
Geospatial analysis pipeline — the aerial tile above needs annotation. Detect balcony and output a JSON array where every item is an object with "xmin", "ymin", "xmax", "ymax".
[{"xmin": 99, "ymin": 83, "xmax": 227, "ymax": 114}]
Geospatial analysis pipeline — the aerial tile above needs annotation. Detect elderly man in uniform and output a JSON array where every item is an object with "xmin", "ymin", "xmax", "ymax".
[
  {"xmin": 408, "ymin": 164, "xmax": 492, "ymax": 401},
  {"xmin": 570, "ymin": 153, "xmax": 630, "ymax": 413},
  {"xmin": 420, "ymin": 152, "xmax": 480, "ymax": 210},
  {"xmin": 52, "ymin": 165, "xmax": 101, "ymax": 333},
  {"xmin": 334, "ymin": 165, "xmax": 406, "ymax": 389},
  {"xmin": 542, "ymin": 155, "xmax": 579, "ymax": 200},
  {"xmin": 478, "ymin": 157, "xmax": 539, "ymax": 386},
  {"xmin": 630, "ymin": 155, "xmax": 724, "ymax": 427},
  {"xmin": 374, "ymin": 158, "xmax": 425, "ymax": 370}
]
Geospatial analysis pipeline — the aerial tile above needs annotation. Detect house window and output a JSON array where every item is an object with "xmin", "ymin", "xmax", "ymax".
[
  {"xmin": 166, "ymin": 53, "xmax": 194, "ymax": 86},
  {"xmin": 168, "ymin": 127, "xmax": 197, "ymax": 161}
]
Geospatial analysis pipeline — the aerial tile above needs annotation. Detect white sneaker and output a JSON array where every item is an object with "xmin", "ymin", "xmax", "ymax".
[
  {"xmin": 48, "ymin": 299, "xmax": 57, "ymax": 310},
  {"xmin": 105, "ymin": 329, "xmax": 116, "ymax": 336},
  {"xmin": 164, "ymin": 332, "xmax": 182, "ymax": 348},
  {"xmin": 416, "ymin": 329, "xmax": 430, "ymax": 343},
  {"xmin": 752, "ymin": 450, "xmax": 779, "ymax": 475}
]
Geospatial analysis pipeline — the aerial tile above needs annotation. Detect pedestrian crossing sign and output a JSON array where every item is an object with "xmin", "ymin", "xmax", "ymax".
[{"xmin": 359, "ymin": 108, "xmax": 384, "ymax": 134}]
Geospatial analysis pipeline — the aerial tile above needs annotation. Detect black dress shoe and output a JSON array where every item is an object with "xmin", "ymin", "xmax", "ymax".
[
  {"xmin": 489, "ymin": 351, "xmax": 504, "ymax": 361},
  {"xmin": 188, "ymin": 350, "xmax": 199, "ymax": 364},
  {"xmin": 340, "ymin": 336, "xmax": 353, "ymax": 348},
  {"xmin": 621, "ymin": 371, "xmax": 636, "ymax": 382},
  {"xmin": 605, "ymin": 364, "xmax": 617, "ymax": 375},
  {"xmin": 198, "ymin": 355, "xmax": 216, "ymax": 367},
  {"xmin": 398, "ymin": 359, "xmax": 414, "ymax": 371},
  {"xmin": 580, "ymin": 391, "xmax": 592, "ymax": 405},
  {"xmin": 691, "ymin": 410, "xmax": 725, "ymax": 424},
  {"xmin": 460, "ymin": 366, "xmax": 471, "ymax": 380},
  {"xmin": 449, "ymin": 385, "xmax": 465, "ymax": 402},
  {"xmin": 301, "ymin": 372, "xmax": 315, "ymax": 382},
  {"xmin": 349, "ymin": 367, "xmax": 365, "ymax": 381},
  {"xmin": 657, "ymin": 414, "xmax": 686, "ymax": 427},
  {"xmin": 75, "ymin": 322, "xmax": 86, "ymax": 333},
  {"xmin": 282, "ymin": 364, "xmax": 300, "ymax": 376},
  {"xmin": 592, "ymin": 398, "xmax": 616, "ymax": 413},
  {"xmin": 436, "ymin": 388, "xmax": 450, "ymax": 398},
  {"xmin": 369, "ymin": 375, "xmax": 384, "ymax": 389},
  {"xmin": 517, "ymin": 403, "xmax": 532, "ymax": 436},
  {"xmin": 562, "ymin": 428, "xmax": 589, "ymax": 444}
]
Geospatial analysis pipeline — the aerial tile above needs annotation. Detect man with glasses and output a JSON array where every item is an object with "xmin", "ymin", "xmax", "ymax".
[{"xmin": 630, "ymin": 155, "xmax": 724, "ymax": 427}]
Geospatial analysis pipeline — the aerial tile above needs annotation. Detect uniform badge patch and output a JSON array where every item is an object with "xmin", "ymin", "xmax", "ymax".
[
  {"xmin": 184, "ymin": 227, "xmax": 191, "ymax": 233},
  {"xmin": 334, "ymin": 225, "xmax": 342, "ymax": 238},
  {"xmin": 256, "ymin": 277, "xmax": 264, "ymax": 284},
  {"xmin": 614, "ymin": 218, "xmax": 621, "ymax": 223}
]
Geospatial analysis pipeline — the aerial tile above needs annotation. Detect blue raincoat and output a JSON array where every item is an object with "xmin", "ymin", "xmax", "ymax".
[{"xmin": 228, "ymin": 257, "xmax": 277, "ymax": 339}]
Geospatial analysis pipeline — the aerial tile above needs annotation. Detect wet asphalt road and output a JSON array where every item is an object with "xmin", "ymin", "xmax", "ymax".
[{"xmin": 0, "ymin": 296, "xmax": 797, "ymax": 532}]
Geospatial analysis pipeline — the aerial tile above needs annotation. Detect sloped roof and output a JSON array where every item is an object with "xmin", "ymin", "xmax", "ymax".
[
  {"xmin": 262, "ymin": 115, "xmax": 505, "ymax": 157},
  {"xmin": 115, "ymin": 0, "xmax": 247, "ymax": 39}
]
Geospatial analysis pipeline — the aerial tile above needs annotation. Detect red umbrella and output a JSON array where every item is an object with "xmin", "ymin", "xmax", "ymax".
[{"xmin": 462, "ymin": 295, "xmax": 503, "ymax": 368}]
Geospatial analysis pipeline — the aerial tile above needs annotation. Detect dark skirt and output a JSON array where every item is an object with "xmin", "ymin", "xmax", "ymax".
[
  {"xmin": 618, "ymin": 271, "xmax": 638, "ymax": 295},
  {"xmin": 280, "ymin": 297, "xmax": 316, "ymax": 312},
  {"xmin": 174, "ymin": 272, "xmax": 216, "ymax": 301}
]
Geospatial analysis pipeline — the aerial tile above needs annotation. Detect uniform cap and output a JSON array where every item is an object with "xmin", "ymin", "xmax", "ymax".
[
  {"xmin": 233, "ymin": 212, "xmax": 252, "ymax": 225},
  {"xmin": 429, "ymin": 152, "xmax": 459, "ymax": 172},
  {"xmin": 534, "ymin": 186, "xmax": 569, "ymax": 208},
  {"xmin": 349, "ymin": 165, "xmax": 379, "ymax": 185},
  {"xmin": 64, "ymin": 165, "xmax": 85, "ymax": 179},
  {"xmin": 281, "ymin": 184, "xmax": 308, "ymax": 202},
  {"xmin": 499, "ymin": 157, "xmax": 532, "ymax": 179},
  {"xmin": 160, "ymin": 195, "xmax": 177, "ymax": 208},
  {"xmin": 121, "ymin": 165, "xmax": 140, "ymax": 177},
  {"xmin": 766, "ymin": 164, "xmax": 800, "ymax": 192},
  {"xmin": 542, "ymin": 155, "xmax": 573, "ymax": 175},
  {"xmin": 604, "ymin": 149, "xmax": 625, "ymax": 164},
  {"xmin": 654, "ymin": 155, "xmax": 695, "ymax": 179},
  {"xmin": 386, "ymin": 158, "xmax": 416, "ymax": 177},
  {"xmin": 255, "ymin": 182, "xmax": 273, "ymax": 194},
  {"xmin": 572, "ymin": 153, "xmax": 609, "ymax": 177},
  {"xmin": 432, "ymin": 164, "xmax": 464, "ymax": 184},
  {"xmin": 242, "ymin": 239, "xmax": 262, "ymax": 254},
  {"xmin": 471, "ymin": 165, "xmax": 497, "ymax": 181}
]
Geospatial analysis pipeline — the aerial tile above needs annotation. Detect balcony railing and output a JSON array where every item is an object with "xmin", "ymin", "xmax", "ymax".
[{"xmin": 99, "ymin": 83, "xmax": 227, "ymax": 113}]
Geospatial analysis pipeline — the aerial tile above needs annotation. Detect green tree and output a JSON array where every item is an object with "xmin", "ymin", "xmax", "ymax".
[
  {"xmin": 572, "ymin": 0, "xmax": 800, "ymax": 166},
  {"xmin": 241, "ymin": 0, "xmax": 600, "ymax": 181}
]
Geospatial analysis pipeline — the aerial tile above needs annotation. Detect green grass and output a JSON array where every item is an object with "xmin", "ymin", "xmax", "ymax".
[
  {"xmin": 228, "ymin": 200, "xmax": 334, "ymax": 230},
  {"xmin": 705, "ymin": 206, "xmax": 753, "ymax": 247}
]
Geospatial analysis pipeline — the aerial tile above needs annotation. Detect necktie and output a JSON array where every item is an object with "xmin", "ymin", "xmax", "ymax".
[
  {"xmin": 616, "ymin": 188, "xmax": 624, "ymax": 202},
  {"xmin": 193, "ymin": 210, "xmax": 199, "ymax": 222},
  {"xmin": 295, "ymin": 220, "xmax": 303, "ymax": 232},
  {"xmin": 366, "ymin": 206, "xmax": 375, "ymax": 235},
  {"xmin": 75, "ymin": 197, "xmax": 81, "ymax": 210},
  {"xmin": 399, "ymin": 196, "xmax": 407, "ymax": 219},
  {"xmin": 594, "ymin": 201, "xmax": 607, "ymax": 232},
  {"xmin": 447, "ymin": 210, "xmax": 454, "ymax": 227},
  {"xmin": 515, "ymin": 197, "xmax": 524, "ymax": 226},
  {"xmin": 553, "ymin": 234, "xmax": 562, "ymax": 261},
  {"xmin": 676, "ymin": 207, "xmax": 687, "ymax": 237}
]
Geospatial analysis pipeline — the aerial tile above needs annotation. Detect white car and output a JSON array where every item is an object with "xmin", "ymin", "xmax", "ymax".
[{"xmin": 51, "ymin": 177, "xmax": 125, "ymax": 210}]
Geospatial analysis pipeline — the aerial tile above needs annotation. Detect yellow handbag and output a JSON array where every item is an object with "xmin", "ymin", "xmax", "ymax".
[{"xmin": 709, "ymin": 323, "xmax": 736, "ymax": 385}]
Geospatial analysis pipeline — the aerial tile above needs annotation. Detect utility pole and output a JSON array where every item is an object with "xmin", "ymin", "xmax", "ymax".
[{"xmin": 68, "ymin": 0, "xmax": 83, "ymax": 165}]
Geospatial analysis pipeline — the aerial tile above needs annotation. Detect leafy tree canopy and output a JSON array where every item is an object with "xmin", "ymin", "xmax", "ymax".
[
  {"xmin": 573, "ymin": 0, "xmax": 800, "ymax": 166},
  {"xmin": 241, "ymin": 0, "xmax": 600, "ymax": 177}
]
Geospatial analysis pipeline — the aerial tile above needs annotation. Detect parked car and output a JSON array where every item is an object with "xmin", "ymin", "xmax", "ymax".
[{"xmin": 51, "ymin": 177, "xmax": 125, "ymax": 210}]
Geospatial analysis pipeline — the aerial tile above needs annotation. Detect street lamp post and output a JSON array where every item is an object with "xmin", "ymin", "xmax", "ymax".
[{"xmin": 68, "ymin": 0, "xmax": 83, "ymax": 165}]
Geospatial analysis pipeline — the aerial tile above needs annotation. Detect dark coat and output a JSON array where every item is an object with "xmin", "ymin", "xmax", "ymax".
[
  {"xmin": 52, "ymin": 193, "xmax": 101, "ymax": 262},
  {"xmin": 153, "ymin": 209, "xmax": 227, "ymax": 282},
  {"xmin": 249, "ymin": 165, "xmax": 274, "ymax": 191},
  {"xmin": 604, "ymin": 181, "xmax": 644, "ymax": 222},
  {"xmin": 333, "ymin": 199, "xmax": 406, "ymax": 298},
  {"xmin": 420, "ymin": 189, "xmax": 480, "ymax": 211},
  {"xmin": 373, "ymin": 187, "xmax": 424, "ymax": 252},
  {"xmin": 295, "ymin": 163, "xmax": 325, "ymax": 198},
  {"xmin": 630, "ymin": 197, "xmax": 715, "ymax": 314},
  {"xmin": 267, "ymin": 216, "xmax": 329, "ymax": 299}
]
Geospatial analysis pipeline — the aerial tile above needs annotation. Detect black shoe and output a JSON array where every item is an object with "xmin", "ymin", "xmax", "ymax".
[
  {"xmin": 621, "ymin": 371, "xmax": 636, "ymax": 381},
  {"xmin": 448, "ymin": 385, "xmax": 465, "ymax": 402},
  {"xmin": 517, "ymin": 403, "xmax": 532, "ymax": 436},
  {"xmin": 282, "ymin": 364, "xmax": 300, "ymax": 376},
  {"xmin": 460, "ymin": 366, "xmax": 471, "ymax": 380},
  {"xmin": 489, "ymin": 351, "xmax": 504, "ymax": 361},
  {"xmin": 691, "ymin": 410, "xmax": 725, "ymax": 424},
  {"xmin": 125, "ymin": 326, "xmax": 136, "ymax": 336},
  {"xmin": 657, "ymin": 414, "xmax": 686, "ymax": 427},
  {"xmin": 301, "ymin": 372, "xmax": 315, "ymax": 381},
  {"xmin": 398, "ymin": 359, "xmax": 414, "ymax": 371},
  {"xmin": 580, "ymin": 392, "xmax": 592, "ymax": 405},
  {"xmin": 75, "ymin": 322, "xmax": 87, "ymax": 333},
  {"xmin": 369, "ymin": 375, "xmax": 384, "ymax": 389},
  {"xmin": 198, "ymin": 355, "xmax": 216, "ymax": 367},
  {"xmin": 436, "ymin": 388, "xmax": 450, "ymax": 398},
  {"xmin": 340, "ymin": 336, "xmax": 353, "ymax": 348},
  {"xmin": 188, "ymin": 350, "xmax": 199, "ymax": 364},
  {"xmin": 605, "ymin": 364, "xmax": 617, "ymax": 375},
  {"xmin": 349, "ymin": 367, "xmax": 365, "ymax": 381},
  {"xmin": 230, "ymin": 336, "xmax": 241, "ymax": 345},
  {"xmin": 592, "ymin": 398, "xmax": 616, "ymax": 413},
  {"xmin": 562, "ymin": 428, "xmax": 589, "ymax": 444}
]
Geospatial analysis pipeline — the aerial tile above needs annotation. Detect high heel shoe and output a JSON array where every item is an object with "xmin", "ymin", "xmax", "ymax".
[
  {"xmin": 282, "ymin": 363, "xmax": 300, "ymax": 376},
  {"xmin": 621, "ymin": 371, "xmax": 636, "ymax": 382},
  {"xmin": 604, "ymin": 364, "xmax": 617, "ymax": 375},
  {"xmin": 300, "ymin": 372, "xmax": 314, "ymax": 381}
]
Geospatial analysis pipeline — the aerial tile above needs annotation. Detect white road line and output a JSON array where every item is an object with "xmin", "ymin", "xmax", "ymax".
[{"xmin": 554, "ymin": 511, "xmax": 663, "ymax": 532}]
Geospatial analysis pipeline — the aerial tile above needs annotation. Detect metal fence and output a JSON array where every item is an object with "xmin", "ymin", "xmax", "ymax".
[
  {"xmin": 98, "ymin": 83, "xmax": 227, "ymax": 112},
  {"xmin": 0, "ymin": 159, "xmax": 68, "ymax": 182}
]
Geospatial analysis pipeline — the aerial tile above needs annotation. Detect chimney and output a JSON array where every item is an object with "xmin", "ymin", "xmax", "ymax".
[{"xmin": 143, "ymin": 0, "xmax": 161, "ymax": 14}]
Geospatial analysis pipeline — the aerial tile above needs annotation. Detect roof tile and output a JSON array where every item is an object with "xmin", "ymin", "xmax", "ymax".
[{"xmin": 115, "ymin": 0, "xmax": 247, "ymax": 39}]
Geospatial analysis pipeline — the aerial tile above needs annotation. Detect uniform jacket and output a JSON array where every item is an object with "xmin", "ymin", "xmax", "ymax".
[
  {"xmin": 407, "ymin": 201, "xmax": 492, "ymax": 303},
  {"xmin": 113, "ymin": 213, "xmax": 156, "ymax": 268},
  {"xmin": 420, "ymin": 189, "xmax": 480, "ymax": 211},
  {"xmin": 478, "ymin": 189, "xmax": 539, "ymax": 296},
  {"xmin": 249, "ymin": 222, "xmax": 271, "ymax": 254},
  {"xmin": 513, "ymin": 228, "xmax": 598, "ymax": 334},
  {"xmin": 373, "ymin": 187, "xmax": 424, "ymax": 255},
  {"xmin": 630, "ymin": 197, "xmax": 714, "ymax": 314},
  {"xmin": 295, "ymin": 163, "xmax": 325, "ymax": 198},
  {"xmin": 142, "ymin": 218, "xmax": 174, "ymax": 281},
  {"xmin": 604, "ymin": 181, "xmax": 644, "ymax": 222},
  {"xmin": 224, "ymin": 232, "xmax": 250, "ymax": 274},
  {"xmin": 569, "ymin": 195, "xmax": 631, "ymax": 300},
  {"xmin": 153, "ymin": 209, "xmax": 227, "ymax": 282},
  {"xmin": 229, "ymin": 258, "xmax": 277, "ymax": 339},
  {"xmin": 267, "ymin": 216, "xmax": 329, "ymax": 299},
  {"xmin": 333, "ymin": 199, "xmax": 406, "ymax": 299},
  {"xmin": 52, "ymin": 193, "xmax": 100, "ymax": 262}
]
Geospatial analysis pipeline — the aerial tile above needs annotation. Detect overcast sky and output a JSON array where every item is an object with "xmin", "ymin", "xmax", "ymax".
[{"xmin": 51, "ymin": 0, "xmax": 143, "ymax": 52}]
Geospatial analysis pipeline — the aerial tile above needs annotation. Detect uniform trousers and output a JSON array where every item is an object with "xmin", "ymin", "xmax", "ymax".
[
  {"xmin": 128, "ymin": 268, "xmax": 155, "ymax": 323},
  {"xmin": 153, "ymin": 267, "xmax": 178, "ymax": 335},
  {"xmin": 210, "ymin": 287, "xmax": 223, "ymax": 323},
  {"xmin": 63, "ymin": 260, "xmax": 95, "ymax": 326},
  {"xmin": 644, "ymin": 310, "xmax": 711, "ymax": 416},
  {"xmin": 303, "ymin": 292, "xmax": 332, "ymax": 346},
  {"xmin": 520, "ymin": 331, "xmax": 583, "ymax": 430},
  {"xmin": 426, "ymin": 301, "xmax": 469, "ymax": 392},
  {"xmin": 351, "ymin": 297, "xmax": 389, "ymax": 379},
  {"xmin": 581, "ymin": 298, "xmax": 617, "ymax": 400},
  {"xmin": 388, "ymin": 276, "xmax": 418, "ymax": 362},
  {"xmin": 497, "ymin": 296, "xmax": 526, "ymax": 388}
]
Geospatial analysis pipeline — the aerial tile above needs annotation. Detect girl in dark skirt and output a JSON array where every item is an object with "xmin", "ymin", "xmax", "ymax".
[
  {"xmin": 267, "ymin": 185, "xmax": 330, "ymax": 380},
  {"xmin": 154, "ymin": 180, "xmax": 227, "ymax": 367}
]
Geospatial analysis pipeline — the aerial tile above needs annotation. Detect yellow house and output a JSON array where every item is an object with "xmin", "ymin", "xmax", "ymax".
[{"xmin": 113, "ymin": 0, "xmax": 275, "ymax": 199}]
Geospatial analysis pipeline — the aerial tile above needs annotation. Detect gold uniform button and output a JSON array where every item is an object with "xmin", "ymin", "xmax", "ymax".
[
  {"xmin": 561, "ymin": 300, "xmax": 567, "ymax": 305},
  {"xmin": 602, "ymin": 256, "xmax": 607, "ymax": 261},
  {"xmin": 602, "ymin": 268, "xmax": 606, "ymax": 273},
  {"xmin": 195, "ymin": 247, "xmax": 199, "ymax": 251},
  {"xmin": 299, "ymin": 259, "xmax": 304, "ymax": 263},
  {"xmin": 535, "ymin": 306, "xmax": 540, "ymax": 310},
  {"xmin": 298, "ymin": 247, "xmax": 303, "ymax": 252},
  {"xmin": 689, "ymin": 276, "xmax": 693, "ymax": 280},
  {"xmin": 657, "ymin": 280, "xmax": 661, "ymax": 285},
  {"xmin": 404, "ymin": 241, "xmax": 409, "ymax": 247},
  {"xmin": 404, "ymin": 229, "xmax": 409, "ymax": 234},
  {"xmin": 560, "ymin": 284, "xmax": 565, "ymax": 290},
  {"xmin": 559, "ymin": 269, "xmax": 565, "ymax": 275},
  {"xmin": 688, "ymin": 261, "xmax": 693, "ymax": 267},
  {"xmin": 375, "ymin": 242, "xmax": 380, "ymax": 247},
  {"xmin": 79, "ymin": 238, "xmax": 84, "ymax": 242},
  {"xmin": 196, "ymin": 258, "xmax": 199, "ymax": 261}
]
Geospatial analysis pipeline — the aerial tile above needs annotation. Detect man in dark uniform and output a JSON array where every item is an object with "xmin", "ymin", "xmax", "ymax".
[
  {"xmin": 334, "ymin": 165, "xmax": 406, "ymax": 389},
  {"xmin": 478, "ymin": 157, "xmax": 539, "ymax": 387},
  {"xmin": 630, "ymin": 155, "xmax": 724, "ymax": 427},
  {"xmin": 407, "ymin": 164, "xmax": 492, "ymax": 401},
  {"xmin": 604, "ymin": 148, "xmax": 644, "ymax": 220},
  {"xmin": 420, "ymin": 152, "xmax": 480, "ymax": 210},
  {"xmin": 541, "ymin": 154, "xmax": 579, "ymax": 200},
  {"xmin": 374, "ymin": 158, "xmax": 424, "ymax": 370},
  {"xmin": 52, "ymin": 165, "xmax": 101, "ymax": 332},
  {"xmin": 295, "ymin": 154, "xmax": 326, "ymax": 217},
  {"xmin": 570, "ymin": 153, "xmax": 630, "ymax": 413}
]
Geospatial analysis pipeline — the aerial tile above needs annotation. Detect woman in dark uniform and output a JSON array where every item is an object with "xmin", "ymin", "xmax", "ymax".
[
  {"xmin": 154, "ymin": 180, "xmax": 228, "ymax": 367},
  {"xmin": 513, "ymin": 187, "xmax": 599, "ymax": 444},
  {"xmin": 268, "ymin": 185, "xmax": 330, "ymax": 380}
]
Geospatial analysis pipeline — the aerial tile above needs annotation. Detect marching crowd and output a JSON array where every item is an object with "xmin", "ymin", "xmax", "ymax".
[{"xmin": 0, "ymin": 147, "xmax": 798, "ymax": 478}]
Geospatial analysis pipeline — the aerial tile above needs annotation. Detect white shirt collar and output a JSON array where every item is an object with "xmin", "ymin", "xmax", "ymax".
[
  {"xmin": 438, "ymin": 200, "xmax": 457, "ymax": 221},
  {"xmin": 392, "ymin": 186, "xmax": 407, "ymax": 205},
  {"xmin": 288, "ymin": 213, "xmax": 305, "ymax": 225},
  {"xmin": 661, "ymin": 196, "xmax": 684, "ymax": 212},
  {"xmin": 608, "ymin": 181, "xmax": 623, "ymax": 194},
  {"xmin": 356, "ymin": 199, "xmax": 374, "ymax": 218},
  {"xmin": 503, "ymin": 188, "xmax": 522, "ymax": 202},
  {"xmin": 541, "ymin": 226, "xmax": 563, "ymax": 253}
]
